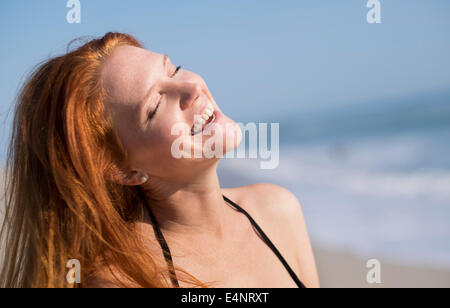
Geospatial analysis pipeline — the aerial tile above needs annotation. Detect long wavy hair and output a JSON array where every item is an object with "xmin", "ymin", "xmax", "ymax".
[{"xmin": 0, "ymin": 32, "xmax": 202, "ymax": 288}]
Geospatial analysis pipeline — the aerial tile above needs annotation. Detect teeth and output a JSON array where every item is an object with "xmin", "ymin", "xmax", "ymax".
[
  {"xmin": 205, "ymin": 108, "xmax": 213, "ymax": 117},
  {"xmin": 191, "ymin": 102, "xmax": 215, "ymax": 135}
]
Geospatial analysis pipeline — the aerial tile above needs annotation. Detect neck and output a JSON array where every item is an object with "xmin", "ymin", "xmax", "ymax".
[{"xmin": 140, "ymin": 163, "xmax": 229, "ymax": 239}]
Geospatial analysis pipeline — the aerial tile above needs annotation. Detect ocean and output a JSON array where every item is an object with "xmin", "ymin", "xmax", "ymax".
[{"xmin": 218, "ymin": 91, "xmax": 450, "ymax": 269}]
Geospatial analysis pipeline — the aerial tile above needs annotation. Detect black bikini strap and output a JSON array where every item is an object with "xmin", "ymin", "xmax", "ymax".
[
  {"xmin": 222, "ymin": 195, "xmax": 306, "ymax": 288},
  {"xmin": 139, "ymin": 189, "xmax": 305, "ymax": 288},
  {"xmin": 140, "ymin": 190, "xmax": 179, "ymax": 287}
]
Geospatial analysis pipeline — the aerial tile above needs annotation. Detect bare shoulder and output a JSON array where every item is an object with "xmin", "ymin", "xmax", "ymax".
[
  {"xmin": 222, "ymin": 183, "xmax": 304, "ymax": 225},
  {"xmin": 222, "ymin": 183, "xmax": 320, "ymax": 288}
]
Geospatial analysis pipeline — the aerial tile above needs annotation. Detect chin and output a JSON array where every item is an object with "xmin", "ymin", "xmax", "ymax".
[
  {"xmin": 197, "ymin": 119, "xmax": 242, "ymax": 159},
  {"xmin": 223, "ymin": 121, "xmax": 242, "ymax": 153}
]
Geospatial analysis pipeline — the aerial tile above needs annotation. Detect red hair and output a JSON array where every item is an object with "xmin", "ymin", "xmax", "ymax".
[{"xmin": 0, "ymin": 32, "xmax": 203, "ymax": 288}]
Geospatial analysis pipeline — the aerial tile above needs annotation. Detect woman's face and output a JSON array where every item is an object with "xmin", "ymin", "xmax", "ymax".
[{"xmin": 101, "ymin": 45, "xmax": 241, "ymax": 181}]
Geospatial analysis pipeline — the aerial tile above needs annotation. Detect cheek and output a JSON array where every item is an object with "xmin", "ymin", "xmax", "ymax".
[
  {"xmin": 151, "ymin": 120, "xmax": 191, "ymax": 159},
  {"xmin": 157, "ymin": 118, "xmax": 188, "ymax": 144},
  {"xmin": 129, "ymin": 131, "xmax": 177, "ymax": 174}
]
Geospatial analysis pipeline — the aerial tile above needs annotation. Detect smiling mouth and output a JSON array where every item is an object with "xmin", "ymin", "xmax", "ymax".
[{"xmin": 190, "ymin": 102, "xmax": 216, "ymax": 136}]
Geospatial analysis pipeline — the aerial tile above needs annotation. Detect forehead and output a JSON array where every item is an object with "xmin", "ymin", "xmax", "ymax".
[{"xmin": 101, "ymin": 45, "xmax": 164, "ymax": 106}]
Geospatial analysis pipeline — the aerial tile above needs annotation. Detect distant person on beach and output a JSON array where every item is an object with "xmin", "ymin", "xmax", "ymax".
[{"xmin": 0, "ymin": 32, "xmax": 318, "ymax": 288}]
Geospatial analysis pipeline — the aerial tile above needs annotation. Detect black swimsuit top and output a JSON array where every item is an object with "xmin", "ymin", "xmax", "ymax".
[{"xmin": 143, "ymin": 193, "xmax": 306, "ymax": 288}]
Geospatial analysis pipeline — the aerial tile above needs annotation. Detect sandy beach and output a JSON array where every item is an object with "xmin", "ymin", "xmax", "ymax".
[{"xmin": 313, "ymin": 246, "xmax": 450, "ymax": 288}]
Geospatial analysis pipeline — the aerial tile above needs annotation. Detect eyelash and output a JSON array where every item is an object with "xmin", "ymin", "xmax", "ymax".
[
  {"xmin": 148, "ymin": 100, "xmax": 161, "ymax": 120},
  {"xmin": 171, "ymin": 65, "xmax": 181, "ymax": 77},
  {"xmin": 148, "ymin": 65, "xmax": 182, "ymax": 120}
]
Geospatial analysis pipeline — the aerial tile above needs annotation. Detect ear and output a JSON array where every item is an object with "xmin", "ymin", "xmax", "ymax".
[{"xmin": 116, "ymin": 169, "xmax": 148, "ymax": 186}]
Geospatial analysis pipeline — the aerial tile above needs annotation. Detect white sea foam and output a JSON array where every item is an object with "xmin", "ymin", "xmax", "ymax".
[{"xmin": 218, "ymin": 129, "xmax": 450, "ymax": 268}]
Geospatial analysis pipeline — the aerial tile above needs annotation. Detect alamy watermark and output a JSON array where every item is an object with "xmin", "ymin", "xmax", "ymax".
[
  {"xmin": 170, "ymin": 117, "xmax": 279, "ymax": 170},
  {"xmin": 66, "ymin": 0, "xmax": 81, "ymax": 24},
  {"xmin": 66, "ymin": 259, "xmax": 81, "ymax": 284},
  {"xmin": 367, "ymin": 0, "xmax": 382, "ymax": 24},
  {"xmin": 65, "ymin": 1, "xmax": 381, "ymax": 25},
  {"xmin": 366, "ymin": 259, "xmax": 382, "ymax": 284}
]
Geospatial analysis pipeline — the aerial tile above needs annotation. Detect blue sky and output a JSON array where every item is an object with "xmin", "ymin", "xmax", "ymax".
[{"xmin": 1, "ymin": 0, "xmax": 450, "ymax": 159}]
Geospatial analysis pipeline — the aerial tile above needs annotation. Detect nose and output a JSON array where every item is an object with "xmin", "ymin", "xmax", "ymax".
[{"xmin": 176, "ymin": 82, "xmax": 203, "ymax": 111}]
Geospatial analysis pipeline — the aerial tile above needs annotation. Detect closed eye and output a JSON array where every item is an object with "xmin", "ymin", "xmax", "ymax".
[
  {"xmin": 171, "ymin": 65, "xmax": 181, "ymax": 78},
  {"xmin": 148, "ymin": 65, "xmax": 181, "ymax": 121},
  {"xmin": 148, "ymin": 98, "xmax": 161, "ymax": 120}
]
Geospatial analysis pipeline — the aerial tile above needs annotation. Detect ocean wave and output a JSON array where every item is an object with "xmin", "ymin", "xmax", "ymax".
[{"xmin": 218, "ymin": 130, "xmax": 450, "ymax": 267}]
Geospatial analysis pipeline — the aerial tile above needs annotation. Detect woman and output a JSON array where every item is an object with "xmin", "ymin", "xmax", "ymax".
[{"xmin": 0, "ymin": 32, "xmax": 319, "ymax": 288}]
